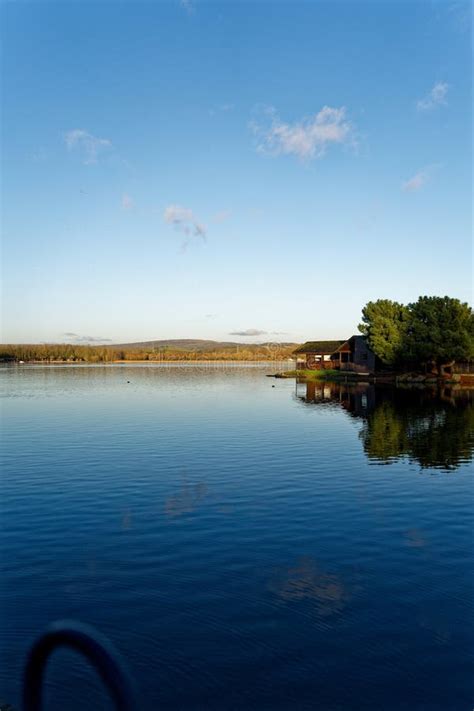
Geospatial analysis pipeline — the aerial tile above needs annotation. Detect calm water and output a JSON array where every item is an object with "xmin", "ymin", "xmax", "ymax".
[{"xmin": 1, "ymin": 364, "xmax": 473, "ymax": 711}]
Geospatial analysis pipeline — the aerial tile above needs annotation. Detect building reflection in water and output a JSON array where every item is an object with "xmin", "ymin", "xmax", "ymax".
[{"xmin": 295, "ymin": 380, "xmax": 474, "ymax": 472}]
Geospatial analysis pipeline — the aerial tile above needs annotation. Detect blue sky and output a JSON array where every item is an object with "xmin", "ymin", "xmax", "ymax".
[{"xmin": 2, "ymin": 0, "xmax": 472, "ymax": 344}]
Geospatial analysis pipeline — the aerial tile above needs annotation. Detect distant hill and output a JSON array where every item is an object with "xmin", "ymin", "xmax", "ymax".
[{"xmin": 112, "ymin": 339, "xmax": 298, "ymax": 352}]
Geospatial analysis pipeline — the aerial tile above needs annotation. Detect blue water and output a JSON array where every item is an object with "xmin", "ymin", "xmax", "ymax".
[{"xmin": 1, "ymin": 365, "xmax": 473, "ymax": 710}]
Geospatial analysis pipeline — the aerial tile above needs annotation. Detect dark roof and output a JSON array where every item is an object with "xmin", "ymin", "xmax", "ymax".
[
  {"xmin": 333, "ymin": 338, "xmax": 353, "ymax": 353},
  {"xmin": 293, "ymin": 340, "xmax": 345, "ymax": 355}
]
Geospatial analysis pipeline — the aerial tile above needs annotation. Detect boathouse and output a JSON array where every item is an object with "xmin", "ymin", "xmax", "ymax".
[
  {"xmin": 293, "ymin": 340, "xmax": 345, "ymax": 370},
  {"xmin": 294, "ymin": 336, "xmax": 377, "ymax": 373}
]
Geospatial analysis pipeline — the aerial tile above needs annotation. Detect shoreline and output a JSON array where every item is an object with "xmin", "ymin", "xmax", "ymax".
[{"xmin": 270, "ymin": 369, "xmax": 474, "ymax": 387}]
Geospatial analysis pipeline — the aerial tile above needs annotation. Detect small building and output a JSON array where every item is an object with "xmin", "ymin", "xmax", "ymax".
[
  {"xmin": 294, "ymin": 336, "xmax": 377, "ymax": 373},
  {"xmin": 334, "ymin": 335, "xmax": 377, "ymax": 373},
  {"xmin": 293, "ymin": 340, "xmax": 345, "ymax": 370}
]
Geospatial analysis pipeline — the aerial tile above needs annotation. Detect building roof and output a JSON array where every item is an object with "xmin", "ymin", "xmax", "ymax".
[
  {"xmin": 333, "ymin": 335, "xmax": 369, "ymax": 351},
  {"xmin": 333, "ymin": 338, "xmax": 353, "ymax": 353},
  {"xmin": 293, "ymin": 340, "xmax": 345, "ymax": 355}
]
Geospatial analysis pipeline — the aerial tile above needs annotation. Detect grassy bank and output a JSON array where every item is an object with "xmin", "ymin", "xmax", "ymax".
[
  {"xmin": 273, "ymin": 369, "xmax": 472, "ymax": 386},
  {"xmin": 273, "ymin": 369, "xmax": 352, "ymax": 381}
]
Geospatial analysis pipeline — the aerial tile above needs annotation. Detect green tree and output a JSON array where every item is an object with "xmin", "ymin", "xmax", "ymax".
[
  {"xmin": 358, "ymin": 299, "xmax": 409, "ymax": 365},
  {"xmin": 404, "ymin": 296, "xmax": 474, "ymax": 375}
]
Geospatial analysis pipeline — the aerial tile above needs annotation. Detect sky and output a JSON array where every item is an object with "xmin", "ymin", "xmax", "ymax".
[{"xmin": 1, "ymin": 0, "xmax": 472, "ymax": 345}]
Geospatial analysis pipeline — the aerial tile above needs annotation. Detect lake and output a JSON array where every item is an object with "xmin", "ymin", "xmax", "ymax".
[{"xmin": 1, "ymin": 364, "xmax": 473, "ymax": 710}]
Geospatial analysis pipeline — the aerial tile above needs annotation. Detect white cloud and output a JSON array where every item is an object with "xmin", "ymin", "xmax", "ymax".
[
  {"xmin": 164, "ymin": 204, "xmax": 206, "ymax": 250},
  {"xmin": 252, "ymin": 105, "xmax": 354, "ymax": 160},
  {"xmin": 416, "ymin": 82, "xmax": 449, "ymax": 111},
  {"xmin": 64, "ymin": 129, "xmax": 112, "ymax": 164},
  {"xmin": 402, "ymin": 168, "xmax": 430, "ymax": 192},
  {"xmin": 122, "ymin": 193, "xmax": 134, "ymax": 210}
]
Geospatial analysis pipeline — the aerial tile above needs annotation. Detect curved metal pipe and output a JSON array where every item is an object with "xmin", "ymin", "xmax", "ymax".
[{"xmin": 23, "ymin": 620, "xmax": 135, "ymax": 711}]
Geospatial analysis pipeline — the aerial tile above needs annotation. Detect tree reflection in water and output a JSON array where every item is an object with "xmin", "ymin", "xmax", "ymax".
[{"xmin": 296, "ymin": 380, "xmax": 474, "ymax": 471}]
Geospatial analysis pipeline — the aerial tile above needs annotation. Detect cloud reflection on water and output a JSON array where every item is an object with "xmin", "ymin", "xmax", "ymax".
[
  {"xmin": 165, "ymin": 480, "xmax": 208, "ymax": 518},
  {"xmin": 270, "ymin": 556, "xmax": 348, "ymax": 617}
]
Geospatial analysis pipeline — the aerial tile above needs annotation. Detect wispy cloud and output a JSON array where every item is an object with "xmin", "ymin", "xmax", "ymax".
[
  {"xmin": 164, "ymin": 204, "xmax": 206, "ymax": 250},
  {"xmin": 446, "ymin": 2, "xmax": 471, "ymax": 33},
  {"xmin": 63, "ymin": 332, "xmax": 112, "ymax": 343},
  {"xmin": 212, "ymin": 210, "xmax": 231, "ymax": 224},
  {"xmin": 402, "ymin": 166, "xmax": 435, "ymax": 192},
  {"xmin": 251, "ymin": 105, "xmax": 354, "ymax": 160},
  {"xmin": 209, "ymin": 103, "xmax": 235, "ymax": 116},
  {"xmin": 229, "ymin": 329, "xmax": 268, "ymax": 337},
  {"xmin": 416, "ymin": 82, "xmax": 449, "ymax": 111},
  {"xmin": 179, "ymin": 0, "xmax": 195, "ymax": 14},
  {"xmin": 64, "ymin": 129, "xmax": 112, "ymax": 164},
  {"xmin": 31, "ymin": 147, "xmax": 48, "ymax": 162},
  {"xmin": 121, "ymin": 193, "xmax": 134, "ymax": 210}
]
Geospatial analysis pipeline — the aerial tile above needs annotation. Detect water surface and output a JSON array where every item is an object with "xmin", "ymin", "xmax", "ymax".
[{"xmin": 1, "ymin": 365, "xmax": 473, "ymax": 710}]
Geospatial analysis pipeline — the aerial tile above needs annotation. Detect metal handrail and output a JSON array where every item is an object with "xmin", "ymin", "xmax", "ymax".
[{"xmin": 22, "ymin": 620, "xmax": 135, "ymax": 711}]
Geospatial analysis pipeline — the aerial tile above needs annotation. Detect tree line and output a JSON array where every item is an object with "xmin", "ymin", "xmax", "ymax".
[
  {"xmin": 0, "ymin": 343, "xmax": 296, "ymax": 363},
  {"xmin": 358, "ymin": 295, "xmax": 473, "ymax": 375}
]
